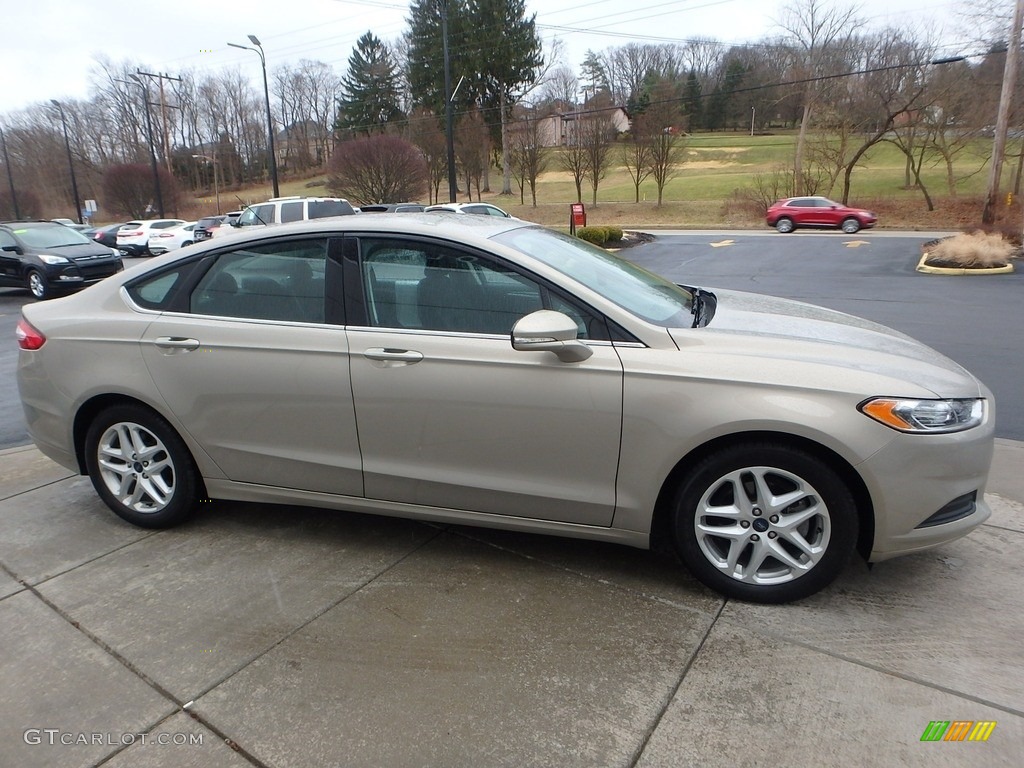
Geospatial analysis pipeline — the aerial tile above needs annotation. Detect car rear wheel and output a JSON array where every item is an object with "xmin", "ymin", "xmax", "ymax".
[
  {"xmin": 775, "ymin": 217, "xmax": 794, "ymax": 233},
  {"xmin": 672, "ymin": 443, "xmax": 858, "ymax": 603},
  {"xmin": 841, "ymin": 218, "xmax": 861, "ymax": 234},
  {"xmin": 85, "ymin": 404, "xmax": 200, "ymax": 528},
  {"xmin": 26, "ymin": 269, "xmax": 51, "ymax": 300}
]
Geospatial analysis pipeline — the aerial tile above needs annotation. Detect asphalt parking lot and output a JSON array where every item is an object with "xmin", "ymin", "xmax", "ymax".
[{"xmin": 2, "ymin": 235, "xmax": 1022, "ymax": 767}]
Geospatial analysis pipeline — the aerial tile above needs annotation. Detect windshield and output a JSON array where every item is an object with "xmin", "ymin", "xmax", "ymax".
[
  {"xmin": 492, "ymin": 227, "xmax": 694, "ymax": 327},
  {"xmin": 12, "ymin": 225, "xmax": 92, "ymax": 248}
]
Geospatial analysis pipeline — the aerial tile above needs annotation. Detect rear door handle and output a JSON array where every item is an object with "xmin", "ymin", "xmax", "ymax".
[{"xmin": 364, "ymin": 347, "xmax": 423, "ymax": 365}]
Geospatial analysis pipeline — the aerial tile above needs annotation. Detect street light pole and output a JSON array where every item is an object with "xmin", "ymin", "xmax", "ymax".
[
  {"xmin": 0, "ymin": 126, "xmax": 20, "ymax": 219},
  {"xmin": 228, "ymin": 35, "xmax": 280, "ymax": 197},
  {"xmin": 192, "ymin": 154, "xmax": 220, "ymax": 213},
  {"xmin": 50, "ymin": 100, "xmax": 82, "ymax": 224}
]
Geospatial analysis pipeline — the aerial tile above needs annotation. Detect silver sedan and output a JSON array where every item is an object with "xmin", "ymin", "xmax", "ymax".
[{"xmin": 15, "ymin": 215, "xmax": 994, "ymax": 603}]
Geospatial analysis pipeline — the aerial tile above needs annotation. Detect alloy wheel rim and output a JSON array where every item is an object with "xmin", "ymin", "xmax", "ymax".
[
  {"xmin": 694, "ymin": 465, "xmax": 831, "ymax": 585},
  {"xmin": 97, "ymin": 421, "xmax": 175, "ymax": 513},
  {"xmin": 28, "ymin": 272, "xmax": 45, "ymax": 298}
]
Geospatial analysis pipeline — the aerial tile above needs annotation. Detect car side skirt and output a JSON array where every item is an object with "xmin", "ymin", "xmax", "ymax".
[{"xmin": 203, "ymin": 479, "xmax": 651, "ymax": 549}]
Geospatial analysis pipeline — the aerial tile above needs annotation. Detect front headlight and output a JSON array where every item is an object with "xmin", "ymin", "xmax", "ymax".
[
  {"xmin": 859, "ymin": 397, "xmax": 986, "ymax": 433},
  {"xmin": 38, "ymin": 254, "xmax": 71, "ymax": 265}
]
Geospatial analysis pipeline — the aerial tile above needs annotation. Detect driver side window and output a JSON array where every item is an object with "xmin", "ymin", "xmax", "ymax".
[{"xmin": 359, "ymin": 238, "xmax": 602, "ymax": 338}]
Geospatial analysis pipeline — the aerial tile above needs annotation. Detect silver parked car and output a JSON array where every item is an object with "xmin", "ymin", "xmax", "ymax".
[{"xmin": 15, "ymin": 215, "xmax": 994, "ymax": 603}]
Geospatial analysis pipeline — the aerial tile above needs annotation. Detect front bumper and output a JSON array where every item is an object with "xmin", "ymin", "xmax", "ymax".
[{"xmin": 860, "ymin": 418, "xmax": 995, "ymax": 561}]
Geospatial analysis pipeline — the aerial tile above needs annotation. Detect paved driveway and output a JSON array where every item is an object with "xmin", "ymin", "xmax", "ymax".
[{"xmin": 1, "ymin": 439, "xmax": 1022, "ymax": 767}]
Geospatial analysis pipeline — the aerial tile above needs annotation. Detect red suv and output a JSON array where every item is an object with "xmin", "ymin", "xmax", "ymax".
[{"xmin": 766, "ymin": 196, "xmax": 877, "ymax": 234}]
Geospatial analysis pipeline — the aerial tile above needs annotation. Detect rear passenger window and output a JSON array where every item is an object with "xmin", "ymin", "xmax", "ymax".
[
  {"xmin": 280, "ymin": 202, "xmax": 304, "ymax": 223},
  {"xmin": 190, "ymin": 239, "xmax": 328, "ymax": 323},
  {"xmin": 126, "ymin": 262, "xmax": 203, "ymax": 310}
]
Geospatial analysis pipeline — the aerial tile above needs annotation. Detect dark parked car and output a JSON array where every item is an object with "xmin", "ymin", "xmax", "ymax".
[
  {"xmin": 0, "ymin": 220, "xmax": 123, "ymax": 300},
  {"xmin": 84, "ymin": 222, "xmax": 128, "ymax": 248},
  {"xmin": 765, "ymin": 196, "xmax": 877, "ymax": 234},
  {"xmin": 194, "ymin": 212, "xmax": 241, "ymax": 242}
]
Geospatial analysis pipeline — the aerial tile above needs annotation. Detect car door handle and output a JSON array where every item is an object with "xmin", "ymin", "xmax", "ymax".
[
  {"xmin": 364, "ymin": 347, "xmax": 424, "ymax": 365},
  {"xmin": 154, "ymin": 336, "xmax": 200, "ymax": 351}
]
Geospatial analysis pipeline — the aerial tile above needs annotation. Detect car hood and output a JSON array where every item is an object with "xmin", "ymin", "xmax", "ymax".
[
  {"xmin": 40, "ymin": 242, "xmax": 118, "ymax": 259},
  {"xmin": 669, "ymin": 288, "xmax": 981, "ymax": 397}
]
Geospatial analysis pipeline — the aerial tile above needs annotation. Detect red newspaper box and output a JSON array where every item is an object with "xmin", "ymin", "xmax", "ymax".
[{"xmin": 570, "ymin": 203, "xmax": 586, "ymax": 233}]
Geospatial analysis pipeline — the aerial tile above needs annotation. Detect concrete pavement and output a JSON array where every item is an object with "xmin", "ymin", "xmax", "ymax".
[{"xmin": 1, "ymin": 441, "xmax": 1022, "ymax": 767}]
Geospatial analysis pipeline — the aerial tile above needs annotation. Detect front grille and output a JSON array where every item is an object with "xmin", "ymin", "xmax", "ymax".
[
  {"xmin": 79, "ymin": 262, "xmax": 122, "ymax": 280},
  {"xmin": 915, "ymin": 491, "xmax": 977, "ymax": 528}
]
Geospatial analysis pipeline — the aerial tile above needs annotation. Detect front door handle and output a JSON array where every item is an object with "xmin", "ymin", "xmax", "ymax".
[
  {"xmin": 154, "ymin": 336, "xmax": 200, "ymax": 351},
  {"xmin": 364, "ymin": 347, "xmax": 424, "ymax": 365}
]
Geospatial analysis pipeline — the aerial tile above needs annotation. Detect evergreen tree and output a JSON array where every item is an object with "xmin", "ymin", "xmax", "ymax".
[
  {"xmin": 336, "ymin": 32, "xmax": 405, "ymax": 137},
  {"xmin": 683, "ymin": 71, "xmax": 703, "ymax": 131},
  {"xmin": 406, "ymin": 0, "xmax": 542, "ymax": 195},
  {"xmin": 579, "ymin": 50, "xmax": 609, "ymax": 100}
]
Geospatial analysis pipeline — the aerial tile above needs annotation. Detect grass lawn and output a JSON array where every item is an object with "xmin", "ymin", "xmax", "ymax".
[{"xmin": 189, "ymin": 131, "xmax": 1010, "ymax": 232}]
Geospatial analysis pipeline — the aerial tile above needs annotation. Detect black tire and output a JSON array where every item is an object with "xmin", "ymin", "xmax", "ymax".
[
  {"xmin": 775, "ymin": 217, "xmax": 795, "ymax": 233},
  {"xmin": 84, "ymin": 404, "xmax": 200, "ymax": 528},
  {"xmin": 26, "ymin": 269, "xmax": 51, "ymax": 300},
  {"xmin": 841, "ymin": 217, "xmax": 861, "ymax": 234},
  {"xmin": 672, "ymin": 442, "xmax": 858, "ymax": 603}
]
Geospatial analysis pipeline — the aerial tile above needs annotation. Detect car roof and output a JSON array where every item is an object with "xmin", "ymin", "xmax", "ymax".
[
  {"xmin": 1, "ymin": 220, "xmax": 69, "ymax": 228},
  {"xmin": 177, "ymin": 211, "xmax": 531, "ymax": 250}
]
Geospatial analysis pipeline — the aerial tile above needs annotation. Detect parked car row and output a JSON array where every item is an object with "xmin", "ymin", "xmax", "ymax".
[{"xmin": 5, "ymin": 198, "xmax": 519, "ymax": 301}]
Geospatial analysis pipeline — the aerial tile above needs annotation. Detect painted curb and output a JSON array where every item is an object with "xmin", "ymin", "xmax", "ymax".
[{"xmin": 916, "ymin": 252, "xmax": 1016, "ymax": 275}]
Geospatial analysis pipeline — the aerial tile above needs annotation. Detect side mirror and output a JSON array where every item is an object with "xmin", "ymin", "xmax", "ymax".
[
  {"xmin": 2, "ymin": 245, "xmax": 21, "ymax": 254},
  {"xmin": 512, "ymin": 310, "xmax": 593, "ymax": 363}
]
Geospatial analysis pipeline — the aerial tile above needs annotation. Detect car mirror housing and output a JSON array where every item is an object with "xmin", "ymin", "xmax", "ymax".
[{"xmin": 512, "ymin": 310, "xmax": 593, "ymax": 363}]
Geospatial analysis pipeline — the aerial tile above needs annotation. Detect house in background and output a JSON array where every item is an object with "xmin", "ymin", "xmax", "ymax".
[{"xmin": 531, "ymin": 103, "xmax": 631, "ymax": 148}]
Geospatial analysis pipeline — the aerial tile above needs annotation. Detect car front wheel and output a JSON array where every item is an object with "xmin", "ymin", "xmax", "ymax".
[
  {"xmin": 672, "ymin": 443, "xmax": 858, "ymax": 603},
  {"xmin": 26, "ymin": 269, "xmax": 51, "ymax": 300},
  {"xmin": 841, "ymin": 218, "xmax": 861, "ymax": 234},
  {"xmin": 775, "ymin": 217, "xmax": 794, "ymax": 233},
  {"xmin": 84, "ymin": 404, "xmax": 200, "ymax": 528}
]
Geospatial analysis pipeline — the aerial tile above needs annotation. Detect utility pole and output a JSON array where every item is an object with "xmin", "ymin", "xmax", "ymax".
[
  {"xmin": 50, "ymin": 100, "xmax": 83, "ymax": 224},
  {"xmin": 983, "ymin": 0, "xmax": 1024, "ymax": 224},
  {"xmin": 0, "ymin": 127, "xmax": 19, "ymax": 219},
  {"xmin": 441, "ymin": 0, "xmax": 458, "ymax": 203},
  {"xmin": 137, "ymin": 70, "xmax": 183, "ymax": 178},
  {"xmin": 116, "ymin": 76, "xmax": 164, "ymax": 217}
]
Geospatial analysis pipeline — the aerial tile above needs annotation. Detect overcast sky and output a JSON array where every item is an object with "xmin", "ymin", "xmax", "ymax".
[{"xmin": 1, "ymin": 0, "xmax": 977, "ymax": 116}]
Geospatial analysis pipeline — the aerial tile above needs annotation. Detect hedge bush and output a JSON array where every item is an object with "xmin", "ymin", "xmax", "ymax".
[{"xmin": 576, "ymin": 226, "xmax": 608, "ymax": 245}]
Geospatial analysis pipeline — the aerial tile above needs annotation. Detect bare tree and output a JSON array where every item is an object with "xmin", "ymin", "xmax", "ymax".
[
  {"xmin": 507, "ymin": 112, "xmax": 548, "ymax": 205},
  {"xmin": 408, "ymin": 108, "xmax": 448, "ymax": 204},
  {"xmin": 580, "ymin": 109, "xmax": 616, "ymax": 205},
  {"xmin": 326, "ymin": 134, "xmax": 427, "ymax": 204},
  {"xmin": 622, "ymin": 130, "xmax": 654, "ymax": 203},
  {"xmin": 456, "ymin": 108, "xmax": 489, "ymax": 201},
  {"xmin": 559, "ymin": 118, "xmax": 589, "ymax": 204},
  {"xmin": 777, "ymin": 0, "xmax": 862, "ymax": 195},
  {"xmin": 636, "ymin": 84, "xmax": 686, "ymax": 206},
  {"xmin": 103, "ymin": 163, "xmax": 179, "ymax": 218}
]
